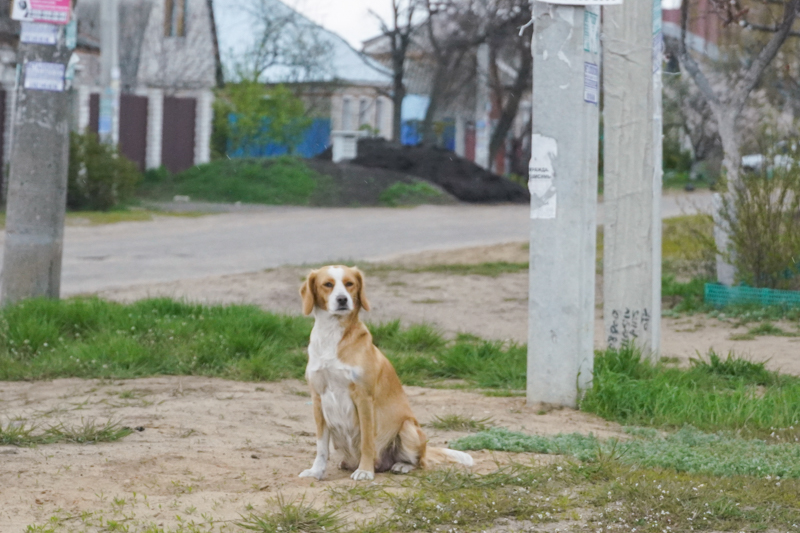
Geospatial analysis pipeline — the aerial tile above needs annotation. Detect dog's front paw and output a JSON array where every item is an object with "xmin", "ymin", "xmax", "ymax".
[
  {"xmin": 350, "ymin": 469, "xmax": 375, "ymax": 481},
  {"xmin": 391, "ymin": 462, "xmax": 414, "ymax": 474},
  {"xmin": 299, "ymin": 468, "xmax": 325, "ymax": 480}
]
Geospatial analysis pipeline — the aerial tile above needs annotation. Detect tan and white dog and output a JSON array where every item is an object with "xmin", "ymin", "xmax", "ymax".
[{"xmin": 298, "ymin": 265, "xmax": 473, "ymax": 481}]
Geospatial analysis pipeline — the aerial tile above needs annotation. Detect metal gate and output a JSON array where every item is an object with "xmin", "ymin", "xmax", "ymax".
[
  {"xmin": 119, "ymin": 94, "xmax": 148, "ymax": 172},
  {"xmin": 161, "ymin": 96, "xmax": 196, "ymax": 174}
]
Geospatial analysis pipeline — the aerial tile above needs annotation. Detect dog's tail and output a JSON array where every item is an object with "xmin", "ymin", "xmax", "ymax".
[{"xmin": 425, "ymin": 447, "xmax": 474, "ymax": 467}]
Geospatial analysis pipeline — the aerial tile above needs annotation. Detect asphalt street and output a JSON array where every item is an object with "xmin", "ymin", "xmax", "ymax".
[{"xmin": 0, "ymin": 191, "xmax": 714, "ymax": 295}]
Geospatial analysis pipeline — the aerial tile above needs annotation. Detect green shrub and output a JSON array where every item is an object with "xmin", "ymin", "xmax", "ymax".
[
  {"xmin": 379, "ymin": 181, "xmax": 447, "ymax": 206},
  {"xmin": 168, "ymin": 157, "xmax": 319, "ymax": 204},
  {"xmin": 720, "ymin": 147, "xmax": 800, "ymax": 290},
  {"xmin": 67, "ymin": 132, "xmax": 142, "ymax": 210}
]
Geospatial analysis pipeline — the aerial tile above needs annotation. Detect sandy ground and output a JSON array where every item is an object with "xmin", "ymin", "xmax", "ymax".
[
  {"xmin": 0, "ymin": 378, "xmax": 620, "ymax": 531},
  {"xmin": 2, "ymin": 240, "xmax": 799, "ymax": 531}
]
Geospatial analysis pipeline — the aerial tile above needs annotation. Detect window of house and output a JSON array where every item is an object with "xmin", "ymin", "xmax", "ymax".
[
  {"xmin": 342, "ymin": 97, "xmax": 353, "ymax": 130},
  {"xmin": 164, "ymin": 0, "xmax": 187, "ymax": 37},
  {"xmin": 358, "ymin": 98, "xmax": 370, "ymax": 128}
]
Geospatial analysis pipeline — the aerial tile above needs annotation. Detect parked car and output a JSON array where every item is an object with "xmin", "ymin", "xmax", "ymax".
[{"xmin": 741, "ymin": 141, "xmax": 797, "ymax": 173}]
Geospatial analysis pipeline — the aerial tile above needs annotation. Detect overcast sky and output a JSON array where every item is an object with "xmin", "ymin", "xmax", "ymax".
[
  {"xmin": 214, "ymin": 0, "xmax": 393, "ymax": 54},
  {"xmin": 291, "ymin": 0, "xmax": 683, "ymax": 43},
  {"xmin": 214, "ymin": 0, "xmax": 681, "ymax": 70}
]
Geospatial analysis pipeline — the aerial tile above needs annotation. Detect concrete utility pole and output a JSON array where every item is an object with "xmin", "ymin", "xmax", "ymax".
[
  {"xmin": 474, "ymin": 42, "xmax": 491, "ymax": 169},
  {"xmin": 99, "ymin": 0, "xmax": 120, "ymax": 144},
  {"xmin": 527, "ymin": 2, "xmax": 600, "ymax": 407},
  {"xmin": 602, "ymin": 0, "xmax": 662, "ymax": 358},
  {"xmin": 1, "ymin": 29, "xmax": 72, "ymax": 304}
]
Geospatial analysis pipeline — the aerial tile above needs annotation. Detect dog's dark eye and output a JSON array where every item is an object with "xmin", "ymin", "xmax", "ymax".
[
  {"xmin": 323, "ymin": 282, "xmax": 334, "ymax": 288},
  {"xmin": 345, "ymin": 282, "xmax": 354, "ymax": 287}
]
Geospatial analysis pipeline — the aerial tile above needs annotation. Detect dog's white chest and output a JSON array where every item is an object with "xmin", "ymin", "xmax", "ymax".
[{"xmin": 306, "ymin": 314, "xmax": 361, "ymax": 457}]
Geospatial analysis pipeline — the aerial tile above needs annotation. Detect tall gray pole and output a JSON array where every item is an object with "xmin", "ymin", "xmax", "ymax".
[
  {"xmin": 99, "ymin": 0, "xmax": 120, "ymax": 144},
  {"xmin": 1, "ymin": 30, "xmax": 72, "ymax": 304},
  {"xmin": 602, "ymin": 0, "xmax": 662, "ymax": 358},
  {"xmin": 527, "ymin": 2, "xmax": 599, "ymax": 407},
  {"xmin": 474, "ymin": 42, "xmax": 491, "ymax": 169}
]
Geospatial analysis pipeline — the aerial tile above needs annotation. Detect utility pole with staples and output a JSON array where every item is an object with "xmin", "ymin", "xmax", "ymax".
[
  {"xmin": 527, "ymin": 0, "xmax": 609, "ymax": 407},
  {"xmin": 1, "ymin": 1, "xmax": 74, "ymax": 305}
]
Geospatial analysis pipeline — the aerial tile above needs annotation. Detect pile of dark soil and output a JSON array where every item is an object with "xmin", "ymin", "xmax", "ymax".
[{"xmin": 318, "ymin": 138, "xmax": 529, "ymax": 204}]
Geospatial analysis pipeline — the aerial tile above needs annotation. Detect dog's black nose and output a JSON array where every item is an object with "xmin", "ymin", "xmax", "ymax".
[{"xmin": 336, "ymin": 296, "xmax": 348, "ymax": 307}]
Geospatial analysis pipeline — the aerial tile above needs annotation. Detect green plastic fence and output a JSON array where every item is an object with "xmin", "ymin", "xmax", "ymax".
[{"xmin": 705, "ymin": 283, "xmax": 800, "ymax": 309}]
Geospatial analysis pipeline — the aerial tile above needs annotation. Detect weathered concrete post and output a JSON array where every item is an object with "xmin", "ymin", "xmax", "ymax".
[
  {"xmin": 1, "ymin": 30, "xmax": 72, "ymax": 304},
  {"xmin": 602, "ymin": 0, "xmax": 663, "ymax": 358},
  {"xmin": 474, "ymin": 42, "xmax": 491, "ymax": 170},
  {"xmin": 527, "ymin": 2, "xmax": 600, "ymax": 407}
]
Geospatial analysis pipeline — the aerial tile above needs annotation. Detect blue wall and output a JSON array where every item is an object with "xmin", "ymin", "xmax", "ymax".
[{"xmin": 229, "ymin": 117, "xmax": 331, "ymax": 159}]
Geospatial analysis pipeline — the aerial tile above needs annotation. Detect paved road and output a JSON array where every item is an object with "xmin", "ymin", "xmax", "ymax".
[{"xmin": 0, "ymin": 191, "xmax": 714, "ymax": 295}]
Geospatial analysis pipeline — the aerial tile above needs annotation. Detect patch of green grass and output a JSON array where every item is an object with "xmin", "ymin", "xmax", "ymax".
[
  {"xmin": 378, "ymin": 181, "xmax": 448, "ymax": 207},
  {"xmin": 0, "ymin": 300, "xmax": 525, "ymax": 390},
  {"xmin": 369, "ymin": 320, "xmax": 446, "ymax": 353},
  {"xmin": 746, "ymin": 321, "xmax": 799, "ymax": 337},
  {"xmin": 411, "ymin": 262, "xmax": 529, "ymax": 277},
  {"xmin": 0, "ymin": 297, "xmax": 312, "ymax": 382},
  {"xmin": 452, "ymin": 426, "xmax": 800, "ymax": 478},
  {"xmin": 376, "ymin": 461, "xmax": 800, "ymax": 532},
  {"xmin": 581, "ymin": 344, "xmax": 800, "ymax": 438},
  {"xmin": 0, "ymin": 419, "xmax": 131, "ymax": 446},
  {"xmin": 711, "ymin": 303, "xmax": 800, "ymax": 324},
  {"xmin": 138, "ymin": 157, "xmax": 326, "ymax": 205},
  {"xmin": 237, "ymin": 496, "xmax": 342, "ymax": 533},
  {"xmin": 427, "ymin": 414, "xmax": 494, "ymax": 432}
]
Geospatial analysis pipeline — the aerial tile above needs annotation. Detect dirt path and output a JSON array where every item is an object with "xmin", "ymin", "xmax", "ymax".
[{"xmin": 0, "ymin": 377, "xmax": 620, "ymax": 531}]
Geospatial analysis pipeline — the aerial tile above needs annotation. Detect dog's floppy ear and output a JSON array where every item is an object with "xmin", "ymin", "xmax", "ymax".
[
  {"xmin": 353, "ymin": 267, "xmax": 370, "ymax": 311},
  {"xmin": 300, "ymin": 270, "xmax": 318, "ymax": 316}
]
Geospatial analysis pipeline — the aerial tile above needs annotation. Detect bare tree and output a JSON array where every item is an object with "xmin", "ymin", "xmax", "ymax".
[
  {"xmin": 665, "ymin": 0, "xmax": 800, "ymax": 191},
  {"xmin": 419, "ymin": 0, "xmax": 487, "ymax": 145},
  {"xmin": 225, "ymin": 0, "xmax": 332, "ymax": 83},
  {"xmin": 370, "ymin": 0, "xmax": 419, "ymax": 142},
  {"xmin": 487, "ymin": 0, "xmax": 532, "ymax": 165}
]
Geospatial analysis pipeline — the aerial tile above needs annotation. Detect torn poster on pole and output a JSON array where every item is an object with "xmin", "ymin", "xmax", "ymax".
[
  {"xmin": 24, "ymin": 61, "xmax": 65, "ymax": 92},
  {"xmin": 529, "ymin": 134, "xmax": 558, "ymax": 219},
  {"xmin": 12, "ymin": 0, "xmax": 71, "ymax": 25},
  {"xmin": 539, "ymin": 0, "xmax": 622, "ymax": 5}
]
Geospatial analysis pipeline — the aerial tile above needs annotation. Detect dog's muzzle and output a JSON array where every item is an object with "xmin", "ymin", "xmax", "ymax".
[{"xmin": 335, "ymin": 295, "xmax": 350, "ymax": 311}]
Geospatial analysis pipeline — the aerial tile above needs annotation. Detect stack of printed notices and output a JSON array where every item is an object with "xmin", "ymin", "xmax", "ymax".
[{"xmin": 13, "ymin": 0, "xmax": 76, "ymax": 92}]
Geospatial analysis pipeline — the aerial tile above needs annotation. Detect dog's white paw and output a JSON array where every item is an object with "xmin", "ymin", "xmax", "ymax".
[
  {"xmin": 391, "ymin": 462, "xmax": 414, "ymax": 474},
  {"xmin": 299, "ymin": 468, "xmax": 325, "ymax": 480},
  {"xmin": 351, "ymin": 469, "xmax": 375, "ymax": 481}
]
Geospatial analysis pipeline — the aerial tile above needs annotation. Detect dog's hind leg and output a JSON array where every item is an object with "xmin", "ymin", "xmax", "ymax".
[{"xmin": 390, "ymin": 419, "xmax": 427, "ymax": 474}]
